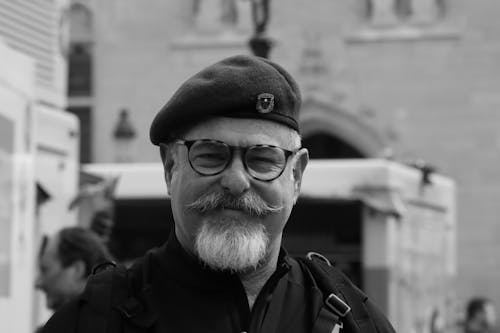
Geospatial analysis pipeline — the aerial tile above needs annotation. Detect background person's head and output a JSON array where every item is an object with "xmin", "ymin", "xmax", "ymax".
[
  {"xmin": 35, "ymin": 226, "xmax": 113, "ymax": 311},
  {"xmin": 150, "ymin": 55, "xmax": 309, "ymax": 273},
  {"xmin": 465, "ymin": 297, "xmax": 496, "ymax": 333}
]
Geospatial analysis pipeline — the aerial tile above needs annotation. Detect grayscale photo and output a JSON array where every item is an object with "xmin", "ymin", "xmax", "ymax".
[{"xmin": 0, "ymin": 1, "xmax": 497, "ymax": 332}]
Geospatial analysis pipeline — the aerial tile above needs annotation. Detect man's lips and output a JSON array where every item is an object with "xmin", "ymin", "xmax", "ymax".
[{"xmin": 206, "ymin": 207, "xmax": 251, "ymax": 218}]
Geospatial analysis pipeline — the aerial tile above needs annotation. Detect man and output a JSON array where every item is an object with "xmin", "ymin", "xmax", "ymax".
[
  {"xmin": 464, "ymin": 297, "xmax": 497, "ymax": 333},
  {"xmin": 36, "ymin": 226, "xmax": 113, "ymax": 311},
  {"xmin": 43, "ymin": 55, "xmax": 396, "ymax": 332}
]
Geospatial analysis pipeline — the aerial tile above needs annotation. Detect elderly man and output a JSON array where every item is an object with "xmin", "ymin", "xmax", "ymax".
[
  {"xmin": 36, "ymin": 226, "xmax": 113, "ymax": 311},
  {"xmin": 42, "ymin": 55, "xmax": 396, "ymax": 333}
]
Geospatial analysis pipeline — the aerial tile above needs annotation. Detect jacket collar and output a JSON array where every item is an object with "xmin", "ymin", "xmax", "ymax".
[{"xmin": 154, "ymin": 232, "xmax": 292, "ymax": 291}]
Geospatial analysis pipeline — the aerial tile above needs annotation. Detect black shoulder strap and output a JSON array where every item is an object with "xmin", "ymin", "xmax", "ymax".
[
  {"xmin": 78, "ymin": 263, "xmax": 129, "ymax": 333},
  {"xmin": 78, "ymin": 253, "xmax": 157, "ymax": 333},
  {"xmin": 296, "ymin": 253, "xmax": 379, "ymax": 333},
  {"xmin": 116, "ymin": 252, "xmax": 158, "ymax": 333}
]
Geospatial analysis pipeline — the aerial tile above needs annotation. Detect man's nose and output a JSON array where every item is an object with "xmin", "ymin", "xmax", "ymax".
[
  {"xmin": 34, "ymin": 275, "xmax": 43, "ymax": 290},
  {"xmin": 220, "ymin": 154, "xmax": 251, "ymax": 196},
  {"xmin": 34, "ymin": 271, "xmax": 47, "ymax": 290}
]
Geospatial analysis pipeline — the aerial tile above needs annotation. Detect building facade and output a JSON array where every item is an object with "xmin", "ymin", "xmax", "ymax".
[
  {"xmin": 0, "ymin": 1, "xmax": 80, "ymax": 331},
  {"xmin": 69, "ymin": 0, "xmax": 500, "ymax": 321}
]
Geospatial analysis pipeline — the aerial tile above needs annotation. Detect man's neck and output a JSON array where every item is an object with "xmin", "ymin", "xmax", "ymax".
[{"xmin": 238, "ymin": 247, "xmax": 280, "ymax": 310}]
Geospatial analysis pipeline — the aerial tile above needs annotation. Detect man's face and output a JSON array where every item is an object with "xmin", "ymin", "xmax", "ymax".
[
  {"xmin": 164, "ymin": 117, "xmax": 308, "ymax": 272},
  {"xmin": 35, "ymin": 235, "xmax": 85, "ymax": 311},
  {"xmin": 482, "ymin": 303, "xmax": 497, "ymax": 331}
]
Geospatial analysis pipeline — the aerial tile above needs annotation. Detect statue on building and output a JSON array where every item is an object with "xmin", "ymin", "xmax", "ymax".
[
  {"xmin": 248, "ymin": 0, "xmax": 272, "ymax": 58},
  {"xmin": 192, "ymin": 0, "xmax": 252, "ymax": 34},
  {"xmin": 250, "ymin": 0, "xmax": 269, "ymax": 35}
]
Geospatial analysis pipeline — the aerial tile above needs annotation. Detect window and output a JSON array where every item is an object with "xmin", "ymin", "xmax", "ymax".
[
  {"xmin": 68, "ymin": 43, "xmax": 92, "ymax": 96},
  {"xmin": 67, "ymin": 3, "xmax": 93, "ymax": 161},
  {"xmin": 172, "ymin": 0, "xmax": 254, "ymax": 50},
  {"xmin": 67, "ymin": 106, "xmax": 92, "ymax": 163},
  {"xmin": 347, "ymin": 0, "xmax": 458, "ymax": 43},
  {"xmin": 192, "ymin": 0, "xmax": 251, "ymax": 34}
]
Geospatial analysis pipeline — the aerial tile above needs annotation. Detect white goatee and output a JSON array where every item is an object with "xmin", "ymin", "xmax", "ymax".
[{"xmin": 195, "ymin": 218, "xmax": 269, "ymax": 272}]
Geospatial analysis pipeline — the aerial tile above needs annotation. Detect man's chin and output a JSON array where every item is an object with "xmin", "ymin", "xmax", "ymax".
[
  {"xmin": 47, "ymin": 300, "xmax": 59, "ymax": 311},
  {"xmin": 201, "ymin": 253, "xmax": 264, "ymax": 273},
  {"xmin": 46, "ymin": 297, "xmax": 65, "ymax": 311},
  {"xmin": 195, "ymin": 221, "xmax": 269, "ymax": 273}
]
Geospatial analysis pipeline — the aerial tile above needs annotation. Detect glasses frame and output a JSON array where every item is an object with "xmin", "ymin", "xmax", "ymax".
[{"xmin": 169, "ymin": 138, "xmax": 297, "ymax": 182}]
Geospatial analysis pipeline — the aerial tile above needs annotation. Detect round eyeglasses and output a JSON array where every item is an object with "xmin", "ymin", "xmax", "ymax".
[{"xmin": 166, "ymin": 139, "xmax": 298, "ymax": 181}]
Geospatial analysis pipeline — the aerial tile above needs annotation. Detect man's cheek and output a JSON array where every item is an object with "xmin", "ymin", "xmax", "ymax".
[{"xmin": 258, "ymin": 189, "xmax": 284, "ymax": 208}]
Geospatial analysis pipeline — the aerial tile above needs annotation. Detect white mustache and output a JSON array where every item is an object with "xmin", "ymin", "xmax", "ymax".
[{"xmin": 186, "ymin": 191, "xmax": 283, "ymax": 217}]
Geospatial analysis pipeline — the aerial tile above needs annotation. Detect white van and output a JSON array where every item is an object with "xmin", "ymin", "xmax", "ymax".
[{"xmin": 0, "ymin": 40, "xmax": 79, "ymax": 333}]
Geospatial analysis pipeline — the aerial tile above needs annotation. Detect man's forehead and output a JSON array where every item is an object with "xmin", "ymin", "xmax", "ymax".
[
  {"xmin": 484, "ymin": 303, "xmax": 496, "ymax": 320},
  {"xmin": 184, "ymin": 117, "xmax": 292, "ymax": 145},
  {"xmin": 42, "ymin": 234, "xmax": 60, "ymax": 259}
]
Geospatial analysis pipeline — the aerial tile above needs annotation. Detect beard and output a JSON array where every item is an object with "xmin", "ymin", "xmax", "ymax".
[
  {"xmin": 194, "ymin": 217, "xmax": 270, "ymax": 273},
  {"xmin": 187, "ymin": 190, "xmax": 281, "ymax": 272}
]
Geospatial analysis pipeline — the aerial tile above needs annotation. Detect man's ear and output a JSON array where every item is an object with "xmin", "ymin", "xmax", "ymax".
[
  {"xmin": 291, "ymin": 148, "xmax": 309, "ymax": 204},
  {"xmin": 160, "ymin": 144, "xmax": 176, "ymax": 195}
]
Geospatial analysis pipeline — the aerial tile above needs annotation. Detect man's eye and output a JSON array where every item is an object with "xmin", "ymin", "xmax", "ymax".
[
  {"xmin": 247, "ymin": 155, "xmax": 275, "ymax": 164},
  {"xmin": 247, "ymin": 148, "xmax": 283, "ymax": 164},
  {"xmin": 194, "ymin": 152, "xmax": 225, "ymax": 160},
  {"xmin": 191, "ymin": 152, "xmax": 227, "ymax": 167},
  {"xmin": 247, "ymin": 155, "xmax": 283, "ymax": 171}
]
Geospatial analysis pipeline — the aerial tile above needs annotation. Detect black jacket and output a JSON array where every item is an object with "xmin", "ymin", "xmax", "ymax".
[{"xmin": 42, "ymin": 234, "xmax": 396, "ymax": 333}]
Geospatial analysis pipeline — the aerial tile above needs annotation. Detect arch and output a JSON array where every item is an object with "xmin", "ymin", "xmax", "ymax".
[
  {"xmin": 69, "ymin": 2, "xmax": 93, "ymax": 43},
  {"xmin": 303, "ymin": 132, "xmax": 365, "ymax": 159},
  {"xmin": 300, "ymin": 98, "xmax": 387, "ymax": 158}
]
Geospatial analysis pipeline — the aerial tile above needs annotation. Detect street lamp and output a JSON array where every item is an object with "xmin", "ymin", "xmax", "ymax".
[{"xmin": 112, "ymin": 108, "xmax": 136, "ymax": 163}]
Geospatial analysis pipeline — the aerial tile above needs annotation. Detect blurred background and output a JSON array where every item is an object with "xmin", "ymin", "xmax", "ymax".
[{"xmin": 1, "ymin": 0, "xmax": 499, "ymax": 332}]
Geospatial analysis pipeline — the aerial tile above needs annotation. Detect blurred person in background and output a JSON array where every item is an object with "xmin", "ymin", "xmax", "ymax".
[
  {"xmin": 429, "ymin": 308, "xmax": 446, "ymax": 333},
  {"xmin": 89, "ymin": 210, "xmax": 114, "ymax": 244},
  {"xmin": 464, "ymin": 297, "xmax": 497, "ymax": 333},
  {"xmin": 35, "ymin": 226, "xmax": 114, "ymax": 312}
]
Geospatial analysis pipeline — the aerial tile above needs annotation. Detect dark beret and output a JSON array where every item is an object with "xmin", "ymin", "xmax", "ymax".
[{"xmin": 150, "ymin": 54, "xmax": 301, "ymax": 145}]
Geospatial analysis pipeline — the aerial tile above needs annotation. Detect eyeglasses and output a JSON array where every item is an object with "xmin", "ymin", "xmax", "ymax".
[{"xmin": 169, "ymin": 139, "xmax": 298, "ymax": 181}]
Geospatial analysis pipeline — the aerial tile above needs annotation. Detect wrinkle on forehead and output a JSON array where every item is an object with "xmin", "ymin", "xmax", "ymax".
[{"xmin": 184, "ymin": 117, "xmax": 299, "ymax": 149}]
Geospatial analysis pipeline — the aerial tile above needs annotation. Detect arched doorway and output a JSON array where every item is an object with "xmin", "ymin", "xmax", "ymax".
[
  {"xmin": 303, "ymin": 132, "xmax": 364, "ymax": 159},
  {"xmin": 300, "ymin": 98, "xmax": 386, "ymax": 159},
  {"xmin": 283, "ymin": 98, "xmax": 388, "ymax": 286},
  {"xmin": 67, "ymin": 2, "xmax": 94, "ymax": 163}
]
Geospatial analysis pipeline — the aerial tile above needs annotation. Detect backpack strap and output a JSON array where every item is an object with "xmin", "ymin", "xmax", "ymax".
[
  {"xmin": 116, "ymin": 252, "xmax": 158, "ymax": 333},
  {"xmin": 296, "ymin": 252, "xmax": 379, "ymax": 333},
  {"xmin": 78, "ymin": 263, "xmax": 128, "ymax": 333},
  {"xmin": 78, "ymin": 252, "xmax": 158, "ymax": 333},
  {"xmin": 315, "ymin": 293, "xmax": 351, "ymax": 333}
]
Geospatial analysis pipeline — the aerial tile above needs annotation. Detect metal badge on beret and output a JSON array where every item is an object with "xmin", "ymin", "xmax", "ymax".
[{"xmin": 256, "ymin": 93, "xmax": 274, "ymax": 114}]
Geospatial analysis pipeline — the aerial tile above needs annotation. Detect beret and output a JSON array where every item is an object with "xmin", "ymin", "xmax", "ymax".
[{"xmin": 150, "ymin": 54, "xmax": 301, "ymax": 145}]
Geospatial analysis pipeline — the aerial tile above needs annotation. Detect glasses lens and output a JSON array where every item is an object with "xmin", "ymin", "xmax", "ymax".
[
  {"xmin": 189, "ymin": 140, "xmax": 230, "ymax": 175},
  {"xmin": 245, "ymin": 146, "xmax": 287, "ymax": 180}
]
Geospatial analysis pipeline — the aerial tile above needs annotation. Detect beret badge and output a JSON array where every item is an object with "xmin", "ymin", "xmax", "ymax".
[{"xmin": 256, "ymin": 93, "xmax": 274, "ymax": 114}]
